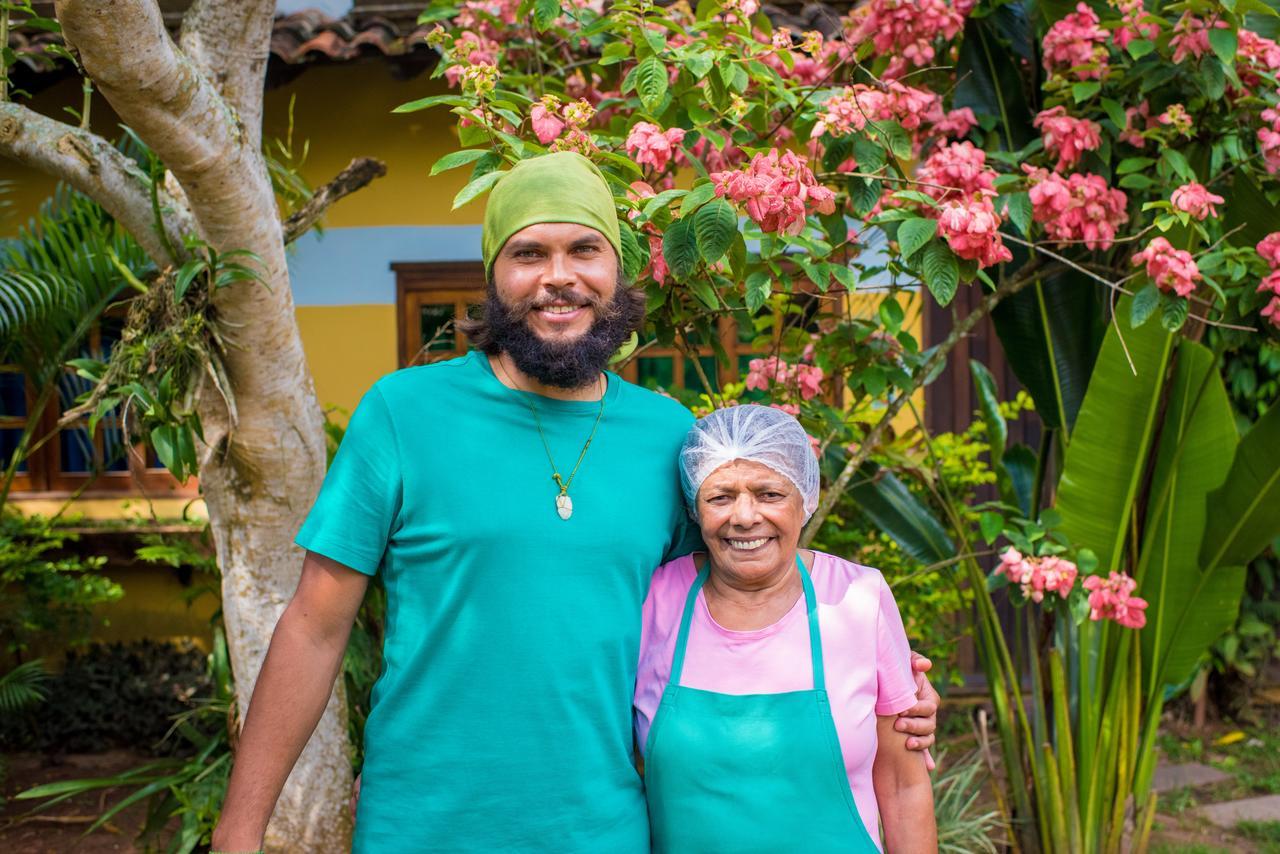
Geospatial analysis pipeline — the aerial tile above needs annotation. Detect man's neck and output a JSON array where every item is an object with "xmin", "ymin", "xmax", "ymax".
[{"xmin": 489, "ymin": 352, "xmax": 605, "ymax": 402}]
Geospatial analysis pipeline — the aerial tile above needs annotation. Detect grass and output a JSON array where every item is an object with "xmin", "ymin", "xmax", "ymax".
[
  {"xmin": 1159, "ymin": 726, "xmax": 1280, "ymax": 801},
  {"xmin": 1150, "ymin": 844, "xmax": 1231, "ymax": 854},
  {"xmin": 1161, "ymin": 786, "xmax": 1199, "ymax": 815},
  {"xmin": 1237, "ymin": 820, "xmax": 1280, "ymax": 853}
]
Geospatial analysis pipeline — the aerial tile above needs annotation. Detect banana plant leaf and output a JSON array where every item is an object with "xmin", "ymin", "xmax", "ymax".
[
  {"xmin": 954, "ymin": 9, "xmax": 1036, "ymax": 150},
  {"xmin": 1057, "ymin": 298, "xmax": 1175, "ymax": 574},
  {"xmin": 1199, "ymin": 399, "xmax": 1280, "ymax": 572},
  {"xmin": 831, "ymin": 456, "xmax": 956, "ymax": 565},
  {"xmin": 990, "ymin": 267, "xmax": 1109, "ymax": 436},
  {"xmin": 1135, "ymin": 340, "xmax": 1242, "ymax": 699}
]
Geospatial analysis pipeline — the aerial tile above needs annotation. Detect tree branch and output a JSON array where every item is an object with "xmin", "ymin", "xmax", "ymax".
[
  {"xmin": 800, "ymin": 259, "xmax": 1057, "ymax": 545},
  {"xmin": 177, "ymin": 0, "xmax": 277, "ymax": 151},
  {"xmin": 282, "ymin": 158, "xmax": 388, "ymax": 246},
  {"xmin": 0, "ymin": 102, "xmax": 195, "ymax": 265}
]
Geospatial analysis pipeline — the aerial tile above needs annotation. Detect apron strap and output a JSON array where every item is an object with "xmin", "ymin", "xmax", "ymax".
[{"xmin": 669, "ymin": 554, "xmax": 827, "ymax": 691}]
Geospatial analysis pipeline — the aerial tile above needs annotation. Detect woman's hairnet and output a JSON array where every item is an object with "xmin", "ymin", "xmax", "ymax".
[{"xmin": 679, "ymin": 404, "xmax": 820, "ymax": 520}]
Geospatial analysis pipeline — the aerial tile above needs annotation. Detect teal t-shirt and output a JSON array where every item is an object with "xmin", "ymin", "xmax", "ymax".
[{"xmin": 295, "ymin": 351, "xmax": 697, "ymax": 853}]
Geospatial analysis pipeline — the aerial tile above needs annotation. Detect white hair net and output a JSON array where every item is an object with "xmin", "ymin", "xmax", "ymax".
[{"xmin": 679, "ymin": 404, "xmax": 820, "ymax": 520}]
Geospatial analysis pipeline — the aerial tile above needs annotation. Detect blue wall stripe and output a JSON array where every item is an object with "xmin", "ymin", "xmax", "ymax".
[{"xmin": 287, "ymin": 225, "xmax": 483, "ymax": 307}]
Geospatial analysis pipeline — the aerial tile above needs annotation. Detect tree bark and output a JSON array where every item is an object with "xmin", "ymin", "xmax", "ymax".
[{"xmin": 43, "ymin": 2, "xmax": 353, "ymax": 849}]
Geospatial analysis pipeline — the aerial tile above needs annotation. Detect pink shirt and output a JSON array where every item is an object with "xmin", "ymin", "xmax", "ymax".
[{"xmin": 634, "ymin": 552, "xmax": 918, "ymax": 847}]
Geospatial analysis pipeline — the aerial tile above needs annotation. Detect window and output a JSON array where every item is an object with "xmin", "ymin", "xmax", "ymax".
[{"xmin": 1, "ymin": 316, "xmax": 197, "ymax": 497}]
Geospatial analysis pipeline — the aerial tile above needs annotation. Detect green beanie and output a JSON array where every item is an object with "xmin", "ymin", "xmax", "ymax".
[{"xmin": 481, "ymin": 152, "xmax": 622, "ymax": 276}]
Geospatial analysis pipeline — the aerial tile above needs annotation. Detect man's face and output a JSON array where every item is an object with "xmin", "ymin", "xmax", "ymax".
[{"xmin": 491, "ymin": 222, "xmax": 619, "ymax": 345}]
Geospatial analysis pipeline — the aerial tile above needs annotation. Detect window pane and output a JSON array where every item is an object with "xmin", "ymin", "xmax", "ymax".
[
  {"xmin": 636, "ymin": 356, "xmax": 674, "ymax": 391},
  {"xmin": 60, "ymin": 425, "xmax": 94, "ymax": 473},
  {"xmin": 419, "ymin": 303, "xmax": 456, "ymax": 353},
  {"xmin": 683, "ymin": 357, "xmax": 718, "ymax": 396},
  {"xmin": 0, "ymin": 372, "xmax": 26, "ymax": 418},
  {"xmin": 0, "ymin": 428, "xmax": 28, "ymax": 472}
]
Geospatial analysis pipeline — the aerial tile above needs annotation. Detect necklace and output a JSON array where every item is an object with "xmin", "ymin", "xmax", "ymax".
[{"xmin": 495, "ymin": 356, "xmax": 606, "ymax": 521}]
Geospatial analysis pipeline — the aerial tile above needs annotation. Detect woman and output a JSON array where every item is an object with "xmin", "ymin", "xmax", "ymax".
[{"xmin": 635, "ymin": 404, "xmax": 936, "ymax": 853}]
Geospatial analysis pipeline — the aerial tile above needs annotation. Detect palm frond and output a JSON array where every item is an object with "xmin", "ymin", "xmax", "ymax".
[
  {"xmin": 933, "ymin": 749, "xmax": 1005, "ymax": 854},
  {"xmin": 0, "ymin": 659, "xmax": 49, "ymax": 714}
]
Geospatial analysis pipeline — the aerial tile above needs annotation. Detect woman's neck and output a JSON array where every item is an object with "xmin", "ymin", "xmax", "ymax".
[
  {"xmin": 490, "ymin": 352, "xmax": 604, "ymax": 402},
  {"xmin": 703, "ymin": 552, "xmax": 807, "ymax": 631}
]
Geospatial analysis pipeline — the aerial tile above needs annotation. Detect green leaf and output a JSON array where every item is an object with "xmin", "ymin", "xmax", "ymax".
[
  {"xmin": 687, "ymin": 277, "xmax": 720, "ymax": 310},
  {"xmin": 429, "ymin": 148, "xmax": 492, "ymax": 176},
  {"xmin": 1126, "ymin": 39, "xmax": 1156, "ymax": 59},
  {"xmin": 1160, "ymin": 294, "xmax": 1189, "ymax": 332},
  {"xmin": 600, "ymin": 42, "xmax": 631, "ymax": 66},
  {"xmin": 921, "ymin": 239, "xmax": 960, "ymax": 306},
  {"xmin": 635, "ymin": 56, "xmax": 669, "ymax": 113},
  {"xmin": 1161, "ymin": 149, "xmax": 1195, "ymax": 182},
  {"xmin": 1201, "ymin": 400, "xmax": 1280, "ymax": 570},
  {"xmin": 1058, "ymin": 295, "xmax": 1176, "ymax": 574},
  {"xmin": 618, "ymin": 222, "xmax": 649, "ymax": 282},
  {"xmin": 1003, "ymin": 192, "xmax": 1032, "ymax": 237},
  {"xmin": 1208, "ymin": 28, "xmax": 1238, "ymax": 67},
  {"xmin": 1101, "ymin": 97, "xmax": 1128, "ymax": 131},
  {"xmin": 1135, "ymin": 341, "xmax": 1242, "ymax": 696},
  {"xmin": 851, "ymin": 135, "xmax": 887, "ymax": 173},
  {"xmin": 850, "ymin": 177, "xmax": 882, "ymax": 218},
  {"xmin": 693, "ymin": 198, "xmax": 737, "ymax": 263},
  {"xmin": 1072, "ymin": 81, "xmax": 1101, "ymax": 103},
  {"xmin": 678, "ymin": 182, "xmax": 718, "ymax": 217},
  {"xmin": 533, "ymin": 0, "xmax": 561, "ymax": 31},
  {"xmin": 451, "ymin": 169, "xmax": 506, "ymax": 210},
  {"xmin": 980, "ymin": 511, "xmax": 1005, "ymax": 545},
  {"xmin": 393, "ymin": 94, "xmax": 471, "ymax": 113},
  {"xmin": 149, "ymin": 425, "xmax": 179, "ymax": 475},
  {"xmin": 662, "ymin": 217, "xmax": 699, "ymax": 280},
  {"xmin": 745, "ymin": 271, "xmax": 772, "ymax": 313},
  {"xmin": 971, "ymin": 360, "xmax": 1007, "ymax": 469},
  {"xmin": 897, "ymin": 217, "xmax": 937, "ymax": 261},
  {"xmin": 877, "ymin": 121, "xmax": 913, "ymax": 161},
  {"xmin": 1130, "ymin": 283, "xmax": 1160, "ymax": 328},
  {"xmin": 173, "ymin": 260, "xmax": 205, "ymax": 302},
  {"xmin": 839, "ymin": 457, "xmax": 956, "ymax": 564},
  {"xmin": 1116, "ymin": 157, "xmax": 1156, "ymax": 175}
]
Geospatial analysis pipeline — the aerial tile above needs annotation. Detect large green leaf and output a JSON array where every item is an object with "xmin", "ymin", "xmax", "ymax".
[
  {"xmin": 990, "ymin": 267, "xmax": 1108, "ymax": 434},
  {"xmin": 954, "ymin": 12, "xmax": 1035, "ymax": 150},
  {"xmin": 1199, "ymin": 399, "xmax": 1280, "ymax": 571},
  {"xmin": 1136, "ymin": 341, "xmax": 1241, "ymax": 696},
  {"xmin": 1057, "ymin": 298, "xmax": 1175, "ymax": 574},
  {"xmin": 847, "ymin": 462, "xmax": 956, "ymax": 565}
]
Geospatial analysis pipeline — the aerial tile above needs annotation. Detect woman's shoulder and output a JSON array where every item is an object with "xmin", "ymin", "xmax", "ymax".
[{"xmin": 648, "ymin": 552, "xmax": 701, "ymax": 599}]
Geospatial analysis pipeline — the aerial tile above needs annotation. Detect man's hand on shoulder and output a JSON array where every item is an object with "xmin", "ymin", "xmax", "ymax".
[{"xmin": 896, "ymin": 652, "xmax": 939, "ymax": 771}]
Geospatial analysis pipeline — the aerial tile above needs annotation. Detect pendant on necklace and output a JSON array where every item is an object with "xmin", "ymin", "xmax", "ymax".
[{"xmin": 556, "ymin": 493, "xmax": 574, "ymax": 521}]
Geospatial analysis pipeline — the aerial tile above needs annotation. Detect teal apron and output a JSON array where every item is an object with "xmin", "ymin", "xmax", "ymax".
[{"xmin": 643, "ymin": 555, "xmax": 881, "ymax": 853}]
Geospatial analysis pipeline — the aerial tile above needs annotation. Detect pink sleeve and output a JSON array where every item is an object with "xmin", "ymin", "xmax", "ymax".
[{"xmin": 874, "ymin": 575, "xmax": 918, "ymax": 716}]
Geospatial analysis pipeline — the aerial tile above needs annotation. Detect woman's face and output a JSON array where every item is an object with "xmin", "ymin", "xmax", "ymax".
[{"xmin": 696, "ymin": 459, "xmax": 806, "ymax": 584}]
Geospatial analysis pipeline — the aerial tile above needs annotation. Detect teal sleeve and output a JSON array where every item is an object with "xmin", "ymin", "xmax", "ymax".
[
  {"xmin": 295, "ymin": 385, "xmax": 401, "ymax": 575},
  {"xmin": 662, "ymin": 511, "xmax": 705, "ymax": 563}
]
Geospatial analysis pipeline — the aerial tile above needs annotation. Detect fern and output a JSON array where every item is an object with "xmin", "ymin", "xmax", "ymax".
[
  {"xmin": 933, "ymin": 749, "xmax": 1006, "ymax": 854},
  {"xmin": 0, "ymin": 659, "xmax": 49, "ymax": 714}
]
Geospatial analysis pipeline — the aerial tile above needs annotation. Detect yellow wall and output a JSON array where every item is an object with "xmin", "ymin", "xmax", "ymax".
[{"xmin": 296, "ymin": 303, "xmax": 398, "ymax": 414}]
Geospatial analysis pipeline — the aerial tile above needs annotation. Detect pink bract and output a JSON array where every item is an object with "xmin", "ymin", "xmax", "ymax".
[
  {"xmin": 1170, "ymin": 182, "xmax": 1224, "ymax": 221},
  {"xmin": 1132, "ymin": 236, "xmax": 1201, "ymax": 297}
]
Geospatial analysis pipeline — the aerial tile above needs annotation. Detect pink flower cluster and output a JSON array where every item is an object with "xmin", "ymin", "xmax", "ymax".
[
  {"xmin": 917, "ymin": 141, "xmax": 997, "ymax": 201},
  {"xmin": 848, "ymin": 0, "xmax": 972, "ymax": 77},
  {"xmin": 1082, "ymin": 572, "xmax": 1148, "ymax": 629},
  {"xmin": 929, "ymin": 107, "xmax": 979, "ymax": 141},
  {"xmin": 625, "ymin": 122, "xmax": 687, "ymax": 173},
  {"xmin": 1170, "ymin": 182, "xmax": 1224, "ymax": 220},
  {"xmin": 1120, "ymin": 100, "xmax": 1154, "ymax": 147},
  {"xmin": 1256, "ymin": 232, "xmax": 1280, "ymax": 329},
  {"xmin": 1111, "ymin": 0, "xmax": 1159, "ymax": 51},
  {"xmin": 1024, "ymin": 167, "xmax": 1129, "ymax": 250},
  {"xmin": 996, "ymin": 548, "xmax": 1080, "ymax": 603},
  {"xmin": 745, "ymin": 357, "xmax": 825, "ymax": 401},
  {"xmin": 1132, "ymin": 236, "xmax": 1201, "ymax": 297},
  {"xmin": 1261, "ymin": 106, "xmax": 1280, "ymax": 175},
  {"xmin": 1238, "ymin": 29, "xmax": 1280, "ymax": 91},
  {"xmin": 811, "ymin": 81, "xmax": 940, "ymax": 137},
  {"xmin": 444, "ymin": 31, "xmax": 501, "ymax": 88},
  {"xmin": 1034, "ymin": 107, "xmax": 1102, "ymax": 171},
  {"xmin": 711, "ymin": 149, "xmax": 836, "ymax": 236},
  {"xmin": 1169, "ymin": 13, "xmax": 1226, "ymax": 65},
  {"xmin": 1041, "ymin": 3, "xmax": 1109, "ymax": 80},
  {"xmin": 936, "ymin": 197, "xmax": 1014, "ymax": 267}
]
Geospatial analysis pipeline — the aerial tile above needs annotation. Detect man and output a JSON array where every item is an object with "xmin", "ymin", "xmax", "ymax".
[{"xmin": 211, "ymin": 152, "xmax": 938, "ymax": 852}]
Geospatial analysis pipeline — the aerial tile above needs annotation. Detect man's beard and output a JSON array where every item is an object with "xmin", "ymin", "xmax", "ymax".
[{"xmin": 485, "ymin": 282, "xmax": 643, "ymax": 389}]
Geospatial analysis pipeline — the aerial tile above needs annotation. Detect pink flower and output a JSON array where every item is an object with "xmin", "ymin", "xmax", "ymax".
[
  {"xmin": 549, "ymin": 127, "xmax": 596, "ymax": 155},
  {"xmin": 1111, "ymin": 0, "xmax": 1159, "ymax": 50},
  {"xmin": 625, "ymin": 122, "xmax": 687, "ymax": 173},
  {"xmin": 746, "ymin": 356, "xmax": 793, "ymax": 391},
  {"xmin": 793, "ymin": 363, "xmax": 825, "ymax": 401},
  {"xmin": 1170, "ymin": 183, "xmax": 1224, "ymax": 220},
  {"xmin": 1132, "ymin": 236, "xmax": 1201, "ymax": 297},
  {"xmin": 1257, "ymin": 269, "xmax": 1280, "ymax": 296},
  {"xmin": 1158, "ymin": 103, "xmax": 1194, "ymax": 137},
  {"xmin": 995, "ymin": 548, "xmax": 1080, "ymax": 603},
  {"xmin": 918, "ymin": 141, "xmax": 997, "ymax": 202},
  {"xmin": 770, "ymin": 402, "xmax": 801, "ymax": 416},
  {"xmin": 1262, "ymin": 296, "xmax": 1280, "ymax": 329},
  {"xmin": 1257, "ymin": 232, "xmax": 1280, "ymax": 268},
  {"xmin": 936, "ymin": 196, "xmax": 1013, "ymax": 268},
  {"xmin": 1261, "ymin": 107, "xmax": 1280, "ymax": 175},
  {"xmin": 811, "ymin": 81, "xmax": 941, "ymax": 137},
  {"xmin": 1170, "ymin": 13, "xmax": 1225, "ymax": 64},
  {"xmin": 646, "ymin": 234, "xmax": 668, "ymax": 285},
  {"xmin": 531, "ymin": 98, "xmax": 565, "ymax": 144},
  {"xmin": 1024, "ymin": 166, "xmax": 1129, "ymax": 250},
  {"xmin": 1238, "ymin": 29, "xmax": 1280, "ymax": 91},
  {"xmin": 1082, "ymin": 572, "xmax": 1148, "ymax": 629},
  {"xmin": 930, "ymin": 107, "xmax": 979, "ymax": 141},
  {"xmin": 443, "ymin": 31, "xmax": 501, "ymax": 88},
  {"xmin": 712, "ymin": 149, "xmax": 835, "ymax": 236},
  {"xmin": 1041, "ymin": 3, "xmax": 1109, "ymax": 80},
  {"xmin": 1121, "ymin": 100, "xmax": 1154, "ymax": 148},
  {"xmin": 1034, "ymin": 106, "xmax": 1102, "ymax": 171},
  {"xmin": 847, "ymin": 0, "xmax": 972, "ymax": 73}
]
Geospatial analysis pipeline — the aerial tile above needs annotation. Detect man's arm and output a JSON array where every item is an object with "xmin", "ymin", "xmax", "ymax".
[
  {"xmin": 211, "ymin": 551, "xmax": 370, "ymax": 852},
  {"xmin": 874, "ymin": 715, "xmax": 937, "ymax": 853},
  {"xmin": 897, "ymin": 653, "xmax": 940, "ymax": 770}
]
